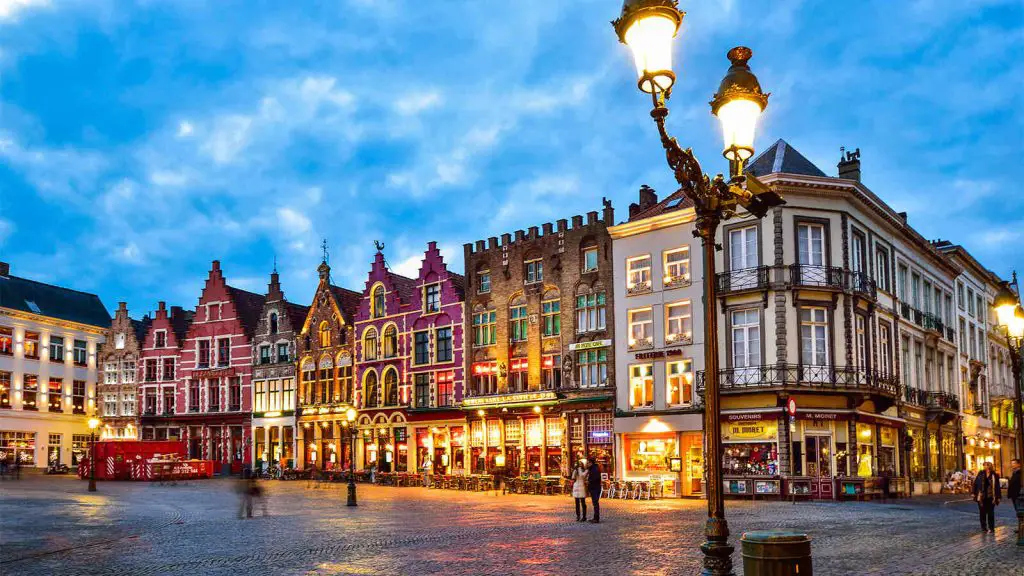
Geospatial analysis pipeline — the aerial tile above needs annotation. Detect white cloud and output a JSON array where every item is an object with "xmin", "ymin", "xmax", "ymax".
[
  {"xmin": 177, "ymin": 121, "xmax": 194, "ymax": 137},
  {"xmin": 276, "ymin": 207, "xmax": 312, "ymax": 234},
  {"xmin": 395, "ymin": 90, "xmax": 442, "ymax": 115},
  {"xmin": 117, "ymin": 241, "xmax": 142, "ymax": 264},
  {"xmin": 201, "ymin": 114, "xmax": 253, "ymax": 164},
  {"xmin": 0, "ymin": 0, "xmax": 49, "ymax": 21},
  {"xmin": 149, "ymin": 169, "xmax": 188, "ymax": 187},
  {"xmin": 0, "ymin": 217, "xmax": 14, "ymax": 244}
]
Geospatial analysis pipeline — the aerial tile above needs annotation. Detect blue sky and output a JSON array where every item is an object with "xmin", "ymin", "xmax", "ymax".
[{"xmin": 1, "ymin": 0, "xmax": 1022, "ymax": 317}]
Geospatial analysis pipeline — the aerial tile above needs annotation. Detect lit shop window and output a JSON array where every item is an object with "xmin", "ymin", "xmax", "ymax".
[
  {"xmin": 629, "ymin": 364, "xmax": 654, "ymax": 409},
  {"xmin": 628, "ymin": 308, "xmax": 653, "ymax": 350},
  {"xmin": 665, "ymin": 301, "xmax": 692, "ymax": 345},
  {"xmin": 626, "ymin": 255, "xmax": 652, "ymax": 295},
  {"xmin": 663, "ymin": 247, "xmax": 690, "ymax": 288}
]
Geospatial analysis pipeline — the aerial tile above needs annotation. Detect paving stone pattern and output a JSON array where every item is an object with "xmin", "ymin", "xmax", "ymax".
[{"xmin": 0, "ymin": 476, "xmax": 1020, "ymax": 575}]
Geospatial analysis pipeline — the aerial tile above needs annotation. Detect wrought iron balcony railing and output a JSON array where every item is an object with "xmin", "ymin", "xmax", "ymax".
[
  {"xmin": 926, "ymin": 391, "xmax": 960, "ymax": 412},
  {"xmin": 716, "ymin": 266, "xmax": 770, "ymax": 293},
  {"xmin": 847, "ymin": 270, "xmax": 876, "ymax": 297},
  {"xmin": 697, "ymin": 364, "xmax": 899, "ymax": 396},
  {"xmin": 790, "ymin": 265, "xmax": 845, "ymax": 289},
  {"xmin": 903, "ymin": 386, "xmax": 929, "ymax": 406}
]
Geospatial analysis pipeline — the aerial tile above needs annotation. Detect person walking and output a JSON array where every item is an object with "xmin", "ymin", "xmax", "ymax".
[
  {"xmin": 569, "ymin": 460, "xmax": 588, "ymax": 522},
  {"xmin": 1008, "ymin": 458, "xmax": 1021, "ymax": 513},
  {"xmin": 586, "ymin": 457, "xmax": 603, "ymax": 524},
  {"xmin": 972, "ymin": 461, "xmax": 1001, "ymax": 532}
]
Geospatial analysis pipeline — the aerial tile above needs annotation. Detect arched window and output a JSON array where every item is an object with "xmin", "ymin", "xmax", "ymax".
[
  {"xmin": 372, "ymin": 285, "xmax": 385, "ymax": 318},
  {"xmin": 363, "ymin": 371, "xmax": 378, "ymax": 408},
  {"xmin": 383, "ymin": 368, "xmax": 399, "ymax": 406},
  {"xmin": 269, "ymin": 312, "xmax": 278, "ymax": 334},
  {"xmin": 318, "ymin": 356, "xmax": 334, "ymax": 404},
  {"xmin": 383, "ymin": 325, "xmax": 398, "ymax": 358},
  {"xmin": 363, "ymin": 327, "xmax": 378, "ymax": 361},
  {"xmin": 319, "ymin": 321, "xmax": 331, "ymax": 347}
]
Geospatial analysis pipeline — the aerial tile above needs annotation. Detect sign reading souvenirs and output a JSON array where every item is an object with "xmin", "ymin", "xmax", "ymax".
[
  {"xmin": 568, "ymin": 340, "xmax": 612, "ymax": 352},
  {"xmin": 634, "ymin": 348, "xmax": 683, "ymax": 360},
  {"xmin": 462, "ymin": 391, "xmax": 558, "ymax": 408}
]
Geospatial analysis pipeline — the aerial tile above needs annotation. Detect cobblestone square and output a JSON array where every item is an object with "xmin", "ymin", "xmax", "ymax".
[{"xmin": 1, "ymin": 476, "xmax": 1020, "ymax": 575}]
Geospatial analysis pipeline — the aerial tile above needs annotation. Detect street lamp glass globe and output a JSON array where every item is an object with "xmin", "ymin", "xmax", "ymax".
[
  {"xmin": 1008, "ymin": 305, "xmax": 1024, "ymax": 339},
  {"xmin": 88, "ymin": 418, "xmax": 100, "ymax": 430},
  {"xmin": 623, "ymin": 13, "xmax": 679, "ymax": 94},
  {"xmin": 345, "ymin": 408, "xmax": 357, "ymax": 422},
  {"xmin": 994, "ymin": 283, "xmax": 1019, "ymax": 328},
  {"xmin": 715, "ymin": 98, "xmax": 762, "ymax": 161}
]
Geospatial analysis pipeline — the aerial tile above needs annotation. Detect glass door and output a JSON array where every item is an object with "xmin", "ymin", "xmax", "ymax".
[{"xmin": 805, "ymin": 434, "xmax": 834, "ymax": 499}]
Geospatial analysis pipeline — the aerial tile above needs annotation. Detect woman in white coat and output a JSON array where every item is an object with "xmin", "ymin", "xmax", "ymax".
[{"xmin": 570, "ymin": 460, "xmax": 589, "ymax": 522}]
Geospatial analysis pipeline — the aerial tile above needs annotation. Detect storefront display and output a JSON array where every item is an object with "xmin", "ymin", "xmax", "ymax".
[
  {"xmin": 625, "ymin": 434, "xmax": 677, "ymax": 473},
  {"xmin": 722, "ymin": 418, "xmax": 778, "ymax": 476}
]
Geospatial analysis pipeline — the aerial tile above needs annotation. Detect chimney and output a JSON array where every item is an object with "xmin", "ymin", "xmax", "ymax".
[
  {"xmin": 0, "ymin": 261, "xmax": 8, "ymax": 277},
  {"xmin": 267, "ymin": 270, "xmax": 284, "ymax": 301},
  {"xmin": 897, "ymin": 211, "xmax": 908, "ymax": 224},
  {"xmin": 838, "ymin": 147, "xmax": 861, "ymax": 182},
  {"xmin": 157, "ymin": 301, "xmax": 168, "ymax": 318},
  {"xmin": 629, "ymin": 185, "xmax": 658, "ymax": 219},
  {"xmin": 211, "ymin": 260, "xmax": 221, "ymax": 272},
  {"xmin": 602, "ymin": 197, "xmax": 614, "ymax": 225}
]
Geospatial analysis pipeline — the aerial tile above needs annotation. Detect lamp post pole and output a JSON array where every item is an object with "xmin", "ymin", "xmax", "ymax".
[
  {"xmin": 994, "ymin": 274, "xmax": 1024, "ymax": 546},
  {"xmin": 87, "ymin": 418, "xmax": 100, "ymax": 492},
  {"xmin": 613, "ymin": 3, "xmax": 786, "ymax": 573},
  {"xmin": 346, "ymin": 409, "xmax": 358, "ymax": 507}
]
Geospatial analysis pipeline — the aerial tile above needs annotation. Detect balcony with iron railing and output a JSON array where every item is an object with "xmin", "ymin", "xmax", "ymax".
[
  {"xmin": 715, "ymin": 266, "xmax": 770, "ymax": 294},
  {"xmin": 790, "ymin": 265, "xmax": 845, "ymax": 290},
  {"xmin": 716, "ymin": 264, "xmax": 876, "ymax": 297},
  {"xmin": 926, "ymin": 391, "xmax": 960, "ymax": 412},
  {"xmin": 695, "ymin": 364, "xmax": 899, "ymax": 397},
  {"xmin": 847, "ymin": 270, "xmax": 877, "ymax": 298},
  {"xmin": 903, "ymin": 386, "xmax": 929, "ymax": 406}
]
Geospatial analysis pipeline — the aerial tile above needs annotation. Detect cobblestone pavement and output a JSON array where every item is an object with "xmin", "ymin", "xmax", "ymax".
[{"xmin": 1, "ymin": 476, "xmax": 1020, "ymax": 575}]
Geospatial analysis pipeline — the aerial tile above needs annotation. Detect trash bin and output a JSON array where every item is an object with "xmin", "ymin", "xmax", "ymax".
[{"xmin": 741, "ymin": 530, "xmax": 812, "ymax": 576}]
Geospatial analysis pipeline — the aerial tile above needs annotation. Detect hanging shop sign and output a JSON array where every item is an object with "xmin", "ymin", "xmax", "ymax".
[
  {"xmin": 722, "ymin": 420, "xmax": 777, "ymax": 442},
  {"xmin": 569, "ymin": 340, "xmax": 612, "ymax": 352},
  {"xmin": 634, "ymin": 348, "xmax": 683, "ymax": 360}
]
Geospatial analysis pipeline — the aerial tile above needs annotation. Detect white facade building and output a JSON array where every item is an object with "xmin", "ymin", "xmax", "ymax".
[{"xmin": 0, "ymin": 261, "xmax": 109, "ymax": 468}]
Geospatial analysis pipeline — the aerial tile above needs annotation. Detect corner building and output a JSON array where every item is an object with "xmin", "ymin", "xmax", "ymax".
[{"xmin": 462, "ymin": 204, "xmax": 616, "ymax": 477}]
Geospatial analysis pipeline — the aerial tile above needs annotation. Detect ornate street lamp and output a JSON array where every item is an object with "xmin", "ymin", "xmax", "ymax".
[
  {"xmin": 614, "ymin": 1, "xmax": 784, "ymax": 574},
  {"xmin": 993, "ymin": 274, "xmax": 1024, "ymax": 546},
  {"xmin": 346, "ymin": 408, "xmax": 358, "ymax": 507},
  {"xmin": 87, "ymin": 418, "xmax": 100, "ymax": 492}
]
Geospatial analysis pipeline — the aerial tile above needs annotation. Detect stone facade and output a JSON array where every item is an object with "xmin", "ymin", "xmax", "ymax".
[
  {"xmin": 250, "ymin": 270, "xmax": 308, "ymax": 470},
  {"xmin": 294, "ymin": 260, "xmax": 361, "ymax": 470},
  {"xmin": 96, "ymin": 302, "xmax": 148, "ymax": 440},
  {"xmin": 462, "ymin": 202, "xmax": 616, "ymax": 477}
]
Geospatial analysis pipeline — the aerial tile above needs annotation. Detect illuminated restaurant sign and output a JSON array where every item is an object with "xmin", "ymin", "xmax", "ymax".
[
  {"xmin": 634, "ymin": 348, "xmax": 683, "ymax": 360},
  {"xmin": 569, "ymin": 340, "xmax": 612, "ymax": 352},
  {"xmin": 462, "ymin": 391, "xmax": 558, "ymax": 408},
  {"xmin": 721, "ymin": 419, "xmax": 778, "ymax": 442}
]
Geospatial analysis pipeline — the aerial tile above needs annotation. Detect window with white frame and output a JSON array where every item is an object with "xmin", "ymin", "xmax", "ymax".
[
  {"xmin": 575, "ymin": 292, "xmax": 606, "ymax": 333},
  {"xmin": 729, "ymin": 226, "xmax": 758, "ymax": 270},
  {"xmin": 628, "ymin": 308, "xmax": 653, "ymax": 349},
  {"xmin": 879, "ymin": 323, "xmax": 891, "ymax": 376},
  {"xmin": 629, "ymin": 364, "xmax": 654, "ymax": 409},
  {"xmin": 797, "ymin": 223, "xmax": 825, "ymax": 267},
  {"xmin": 104, "ymin": 394, "xmax": 118, "ymax": 417},
  {"xmin": 875, "ymin": 246, "xmax": 890, "ymax": 291},
  {"xmin": 665, "ymin": 301, "xmax": 692, "ymax": 345},
  {"xmin": 478, "ymin": 269, "xmax": 491, "ymax": 294},
  {"xmin": 731, "ymin": 309, "xmax": 761, "ymax": 375},
  {"xmin": 855, "ymin": 315, "xmax": 867, "ymax": 370},
  {"xmin": 424, "ymin": 283, "xmax": 441, "ymax": 313},
  {"xmin": 626, "ymin": 255, "xmax": 652, "ymax": 293},
  {"xmin": 122, "ymin": 361, "xmax": 135, "ymax": 383},
  {"xmin": 576, "ymin": 350, "xmax": 607, "ymax": 388},
  {"xmin": 582, "ymin": 247, "xmax": 599, "ymax": 272},
  {"xmin": 800, "ymin": 307, "xmax": 829, "ymax": 366},
  {"xmin": 105, "ymin": 362, "xmax": 118, "ymax": 384},
  {"xmin": 663, "ymin": 247, "xmax": 690, "ymax": 286},
  {"xmin": 510, "ymin": 298, "xmax": 528, "ymax": 342},
  {"xmin": 524, "ymin": 258, "xmax": 543, "ymax": 284}
]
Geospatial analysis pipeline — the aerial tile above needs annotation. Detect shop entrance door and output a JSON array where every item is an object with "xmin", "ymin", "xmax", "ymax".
[{"xmin": 805, "ymin": 434, "xmax": 834, "ymax": 499}]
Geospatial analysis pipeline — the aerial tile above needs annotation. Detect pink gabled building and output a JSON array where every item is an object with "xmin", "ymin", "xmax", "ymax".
[
  {"xmin": 352, "ymin": 242, "xmax": 466, "ymax": 474},
  {"xmin": 169, "ymin": 261, "xmax": 264, "ymax": 473}
]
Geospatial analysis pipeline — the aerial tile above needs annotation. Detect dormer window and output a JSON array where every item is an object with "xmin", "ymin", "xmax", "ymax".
[
  {"xmin": 115, "ymin": 333, "xmax": 126, "ymax": 350},
  {"xmin": 269, "ymin": 312, "xmax": 278, "ymax": 335}
]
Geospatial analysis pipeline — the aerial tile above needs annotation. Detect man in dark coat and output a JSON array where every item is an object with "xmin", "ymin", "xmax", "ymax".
[
  {"xmin": 586, "ymin": 457, "xmax": 603, "ymax": 524},
  {"xmin": 971, "ymin": 461, "xmax": 1001, "ymax": 532},
  {"xmin": 1008, "ymin": 458, "xmax": 1021, "ymax": 512}
]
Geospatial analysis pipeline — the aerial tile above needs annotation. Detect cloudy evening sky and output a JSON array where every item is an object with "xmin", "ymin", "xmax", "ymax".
[{"xmin": 1, "ymin": 0, "xmax": 1022, "ymax": 316}]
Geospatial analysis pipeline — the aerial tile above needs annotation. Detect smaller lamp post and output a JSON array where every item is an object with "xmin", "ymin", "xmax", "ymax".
[
  {"xmin": 993, "ymin": 275, "xmax": 1024, "ymax": 546},
  {"xmin": 87, "ymin": 418, "xmax": 100, "ymax": 492},
  {"xmin": 346, "ymin": 408, "xmax": 358, "ymax": 507}
]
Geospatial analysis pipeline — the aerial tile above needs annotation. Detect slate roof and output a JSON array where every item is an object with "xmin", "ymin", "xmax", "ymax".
[
  {"xmin": 131, "ymin": 317, "xmax": 152, "ymax": 344},
  {"xmin": 448, "ymin": 272, "xmax": 466, "ymax": 301},
  {"xmin": 228, "ymin": 286, "xmax": 267, "ymax": 338},
  {"xmin": 329, "ymin": 285, "xmax": 363, "ymax": 325},
  {"xmin": 746, "ymin": 139, "xmax": 827, "ymax": 178},
  {"xmin": 0, "ymin": 272, "xmax": 110, "ymax": 328},
  {"xmin": 628, "ymin": 188, "xmax": 696, "ymax": 222},
  {"xmin": 387, "ymin": 273, "xmax": 419, "ymax": 308},
  {"xmin": 284, "ymin": 302, "xmax": 310, "ymax": 332},
  {"xmin": 170, "ymin": 308, "xmax": 194, "ymax": 343}
]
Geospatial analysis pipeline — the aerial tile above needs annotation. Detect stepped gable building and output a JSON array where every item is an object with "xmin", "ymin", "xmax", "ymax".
[
  {"xmin": 0, "ymin": 261, "xmax": 109, "ymax": 468},
  {"xmin": 96, "ymin": 302, "xmax": 149, "ymax": 440},
  {"xmin": 400, "ymin": 242, "xmax": 466, "ymax": 476},
  {"xmin": 295, "ymin": 258, "xmax": 362, "ymax": 470},
  {"xmin": 699, "ymin": 140, "xmax": 963, "ymax": 498},
  {"xmin": 352, "ymin": 245, "xmax": 420, "ymax": 473},
  {"xmin": 138, "ymin": 301, "xmax": 192, "ymax": 441},
  {"xmin": 172, "ymin": 261, "xmax": 264, "ymax": 473},
  {"xmin": 250, "ymin": 269, "xmax": 308, "ymax": 470},
  {"xmin": 462, "ymin": 203, "xmax": 616, "ymax": 477},
  {"xmin": 609, "ymin": 186, "xmax": 705, "ymax": 497}
]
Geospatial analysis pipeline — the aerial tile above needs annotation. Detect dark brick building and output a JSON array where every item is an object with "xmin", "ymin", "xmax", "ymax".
[{"xmin": 462, "ymin": 201, "xmax": 617, "ymax": 477}]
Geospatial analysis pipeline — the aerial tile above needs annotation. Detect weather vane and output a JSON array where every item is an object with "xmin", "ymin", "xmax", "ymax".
[
  {"xmin": 374, "ymin": 240, "xmax": 385, "ymax": 252},
  {"xmin": 321, "ymin": 239, "xmax": 329, "ymax": 264}
]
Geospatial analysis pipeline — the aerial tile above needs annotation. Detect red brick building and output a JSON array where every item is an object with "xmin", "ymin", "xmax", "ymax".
[
  {"xmin": 154, "ymin": 261, "xmax": 264, "ymax": 473},
  {"xmin": 138, "ymin": 302, "xmax": 192, "ymax": 441}
]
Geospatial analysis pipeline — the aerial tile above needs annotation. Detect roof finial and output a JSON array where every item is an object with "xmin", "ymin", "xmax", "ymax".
[
  {"xmin": 273, "ymin": 254, "xmax": 278, "ymax": 275},
  {"xmin": 321, "ymin": 238, "xmax": 329, "ymax": 265},
  {"xmin": 374, "ymin": 240, "xmax": 385, "ymax": 253}
]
